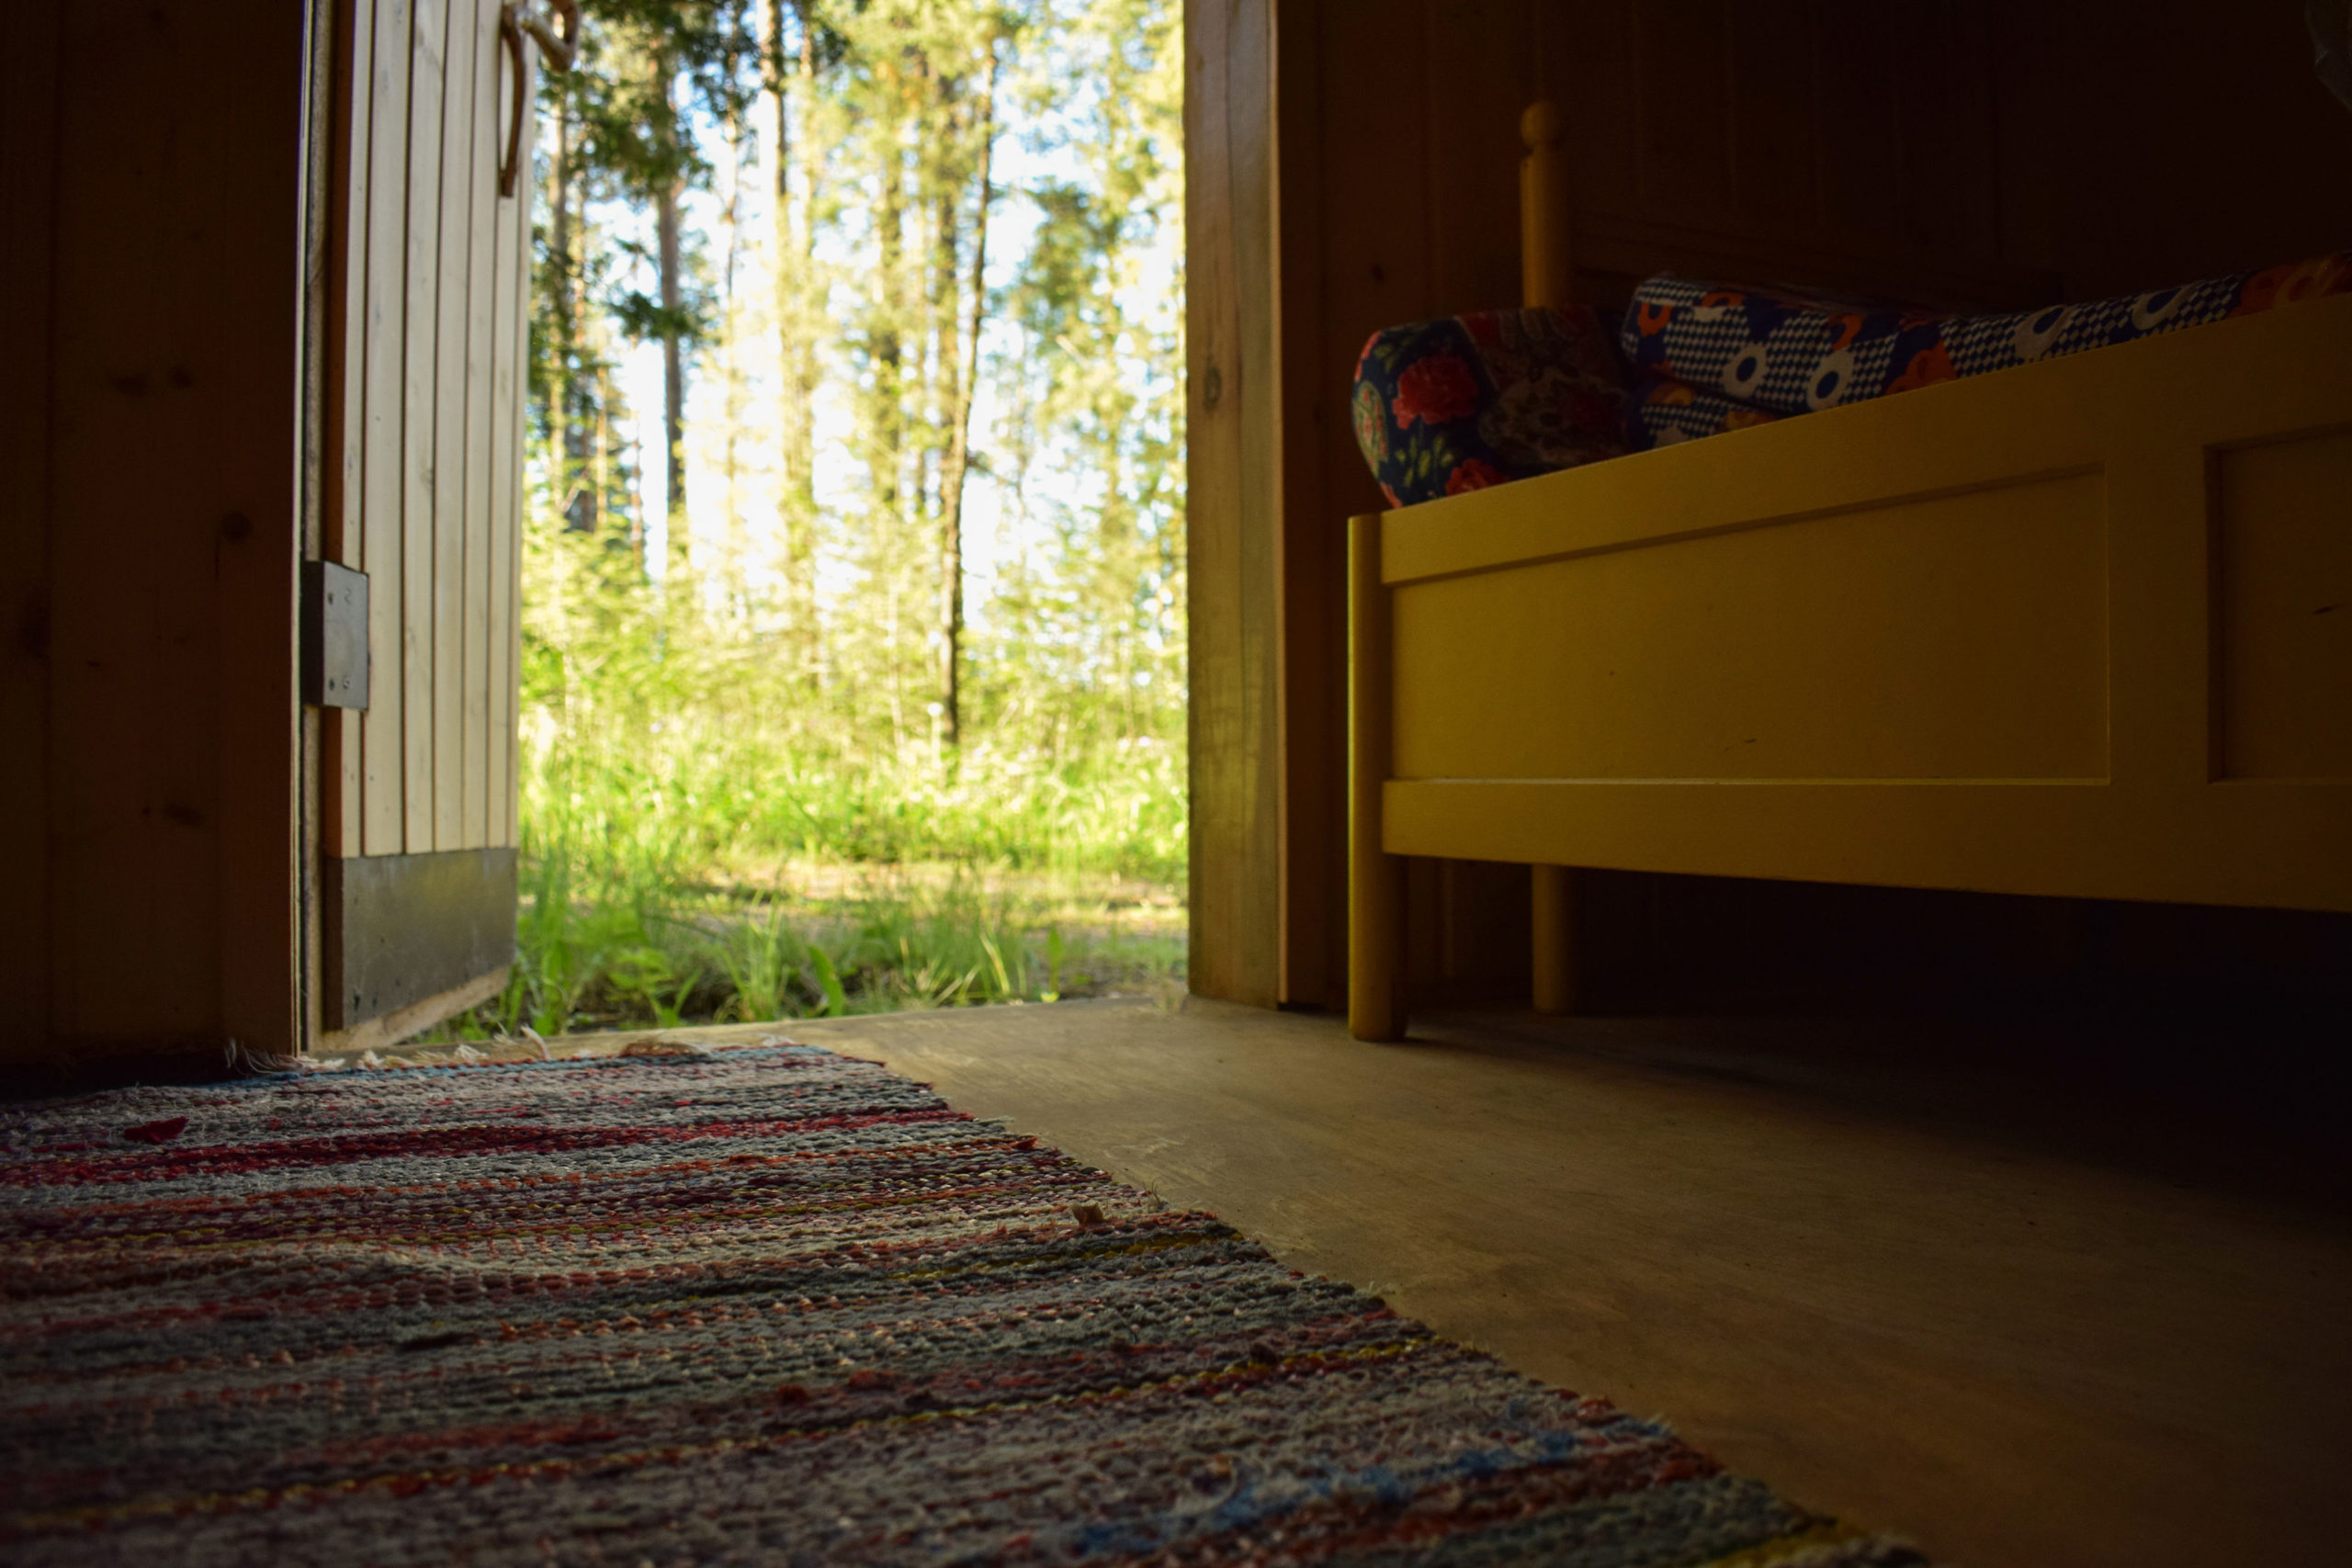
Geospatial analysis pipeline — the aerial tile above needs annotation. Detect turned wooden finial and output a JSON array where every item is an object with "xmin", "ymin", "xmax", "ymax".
[
  {"xmin": 1519, "ymin": 100, "xmax": 1570, "ymax": 308},
  {"xmin": 1521, "ymin": 98, "xmax": 1565, "ymax": 153}
]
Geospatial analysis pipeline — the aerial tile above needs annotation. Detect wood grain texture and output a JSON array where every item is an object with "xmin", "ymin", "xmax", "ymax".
[
  {"xmin": 401, "ymin": 0, "xmax": 447, "ymax": 852},
  {"xmin": 459, "ymin": 0, "xmax": 499, "ymax": 849},
  {"xmin": 1184, "ymin": 0, "xmax": 1282, "ymax": 1008},
  {"xmin": 322, "ymin": 0, "xmax": 526, "ymax": 1042},
  {"xmin": 3, "ymin": 0, "xmax": 535, "ymax": 1061},
  {"xmin": 508, "ymin": 44, "xmax": 535, "ymax": 850},
  {"xmin": 1, "ymin": 1, "xmax": 309, "ymax": 1060},
  {"xmin": 429, "ymin": 0, "xmax": 474, "ymax": 852},
  {"xmin": 323, "ymin": 0, "xmax": 375, "ymax": 862},
  {"xmin": 489, "ymin": 23, "xmax": 530, "ymax": 850},
  {"xmin": 360, "ymin": 0, "xmax": 414, "ymax": 857}
]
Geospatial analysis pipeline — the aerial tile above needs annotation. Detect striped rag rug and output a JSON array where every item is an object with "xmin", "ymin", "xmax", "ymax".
[{"xmin": 0, "ymin": 1042, "xmax": 1927, "ymax": 1566}]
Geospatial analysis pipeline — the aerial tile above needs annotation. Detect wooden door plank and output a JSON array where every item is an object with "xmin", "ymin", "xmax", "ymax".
[
  {"xmin": 360, "ymin": 0, "xmax": 413, "ymax": 856},
  {"xmin": 488, "ymin": 40, "xmax": 532, "ymax": 850},
  {"xmin": 401, "ymin": 0, "xmax": 447, "ymax": 852},
  {"xmin": 508, "ymin": 54, "xmax": 536, "ymax": 852},
  {"xmin": 324, "ymin": 0, "xmax": 376, "ymax": 863},
  {"xmin": 459, "ymin": 0, "xmax": 499, "ymax": 849},
  {"xmin": 430, "ymin": 0, "xmax": 477, "ymax": 852}
]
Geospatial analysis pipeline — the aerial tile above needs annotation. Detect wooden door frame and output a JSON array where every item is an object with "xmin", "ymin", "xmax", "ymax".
[
  {"xmin": 1184, "ymin": 0, "xmax": 1283, "ymax": 1009},
  {"xmin": 1185, "ymin": 0, "xmax": 1345, "ymax": 1011}
]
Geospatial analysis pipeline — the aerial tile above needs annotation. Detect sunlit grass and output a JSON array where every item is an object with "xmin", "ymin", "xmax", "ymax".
[
  {"xmin": 424, "ymin": 854, "xmax": 1184, "ymax": 1043},
  {"xmin": 413, "ymin": 525, "xmax": 1189, "ymax": 1045},
  {"xmin": 423, "ymin": 719, "xmax": 1186, "ymax": 1043}
]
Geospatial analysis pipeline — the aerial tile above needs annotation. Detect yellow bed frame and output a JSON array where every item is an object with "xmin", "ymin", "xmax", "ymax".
[{"xmin": 1347, "ymin": 108, "xmax": 2352, "ymax": 1041}]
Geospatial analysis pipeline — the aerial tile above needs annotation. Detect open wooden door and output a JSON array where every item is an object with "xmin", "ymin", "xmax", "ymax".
[{"xmin": 312, "ymin": 0, "xmax": 559, "ymax": 1051}]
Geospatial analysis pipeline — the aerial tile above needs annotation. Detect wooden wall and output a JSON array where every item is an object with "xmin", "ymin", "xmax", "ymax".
[
  {"xmin": 1999, "ymin": 3, "xmax": 2352, "ymax": 299},
  {"xmin": 1188, "ymin": 0, "xmax": 2352, "ymax": 1010},
  {"xmin": 0, "ymin": 3, "xmax": 314, "ymax": 1066}
]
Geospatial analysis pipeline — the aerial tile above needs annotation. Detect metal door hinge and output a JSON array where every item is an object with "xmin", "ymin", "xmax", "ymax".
[{"xmin": 301, "ymin": 560, "xmax": 369, "ymax": 710}]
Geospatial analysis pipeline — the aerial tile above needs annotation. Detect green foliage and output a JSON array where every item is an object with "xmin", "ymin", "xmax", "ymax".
[
  {"xmin": 415, "ymin": 523, "xmax": 1183, "ymax": 1042},
  {"xmin": 471, "ymin": 0, "xmax": 1187, "ymax": 1042}
]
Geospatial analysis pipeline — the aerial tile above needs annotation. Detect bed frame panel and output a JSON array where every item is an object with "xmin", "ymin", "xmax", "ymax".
[{"xmin": 1349, "ymin": 288, "xmax": 2352, "ymax": 1039}]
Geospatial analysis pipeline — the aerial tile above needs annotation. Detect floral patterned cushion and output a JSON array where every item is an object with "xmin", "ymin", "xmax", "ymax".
[
  {"xmin": 1351, "ymin": 306, "xmax": 1630, "ymax": 506},
  {"xmin": 1622, "ymin": 252, "xmax": 2352, "ymax": 448}
]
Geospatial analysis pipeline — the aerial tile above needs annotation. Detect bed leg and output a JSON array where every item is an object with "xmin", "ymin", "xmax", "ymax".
[
  {"xmin": 1532, "ymin": 864, "xmax": 1577, "ymax": 1014},
  {"xmin": 1350, "ymin": 513, "xmax": 1405, "ymax": 1041},
  {"xmin": 1351, "ymin": 836, "xmax": 1405, "ymax": 1041}
]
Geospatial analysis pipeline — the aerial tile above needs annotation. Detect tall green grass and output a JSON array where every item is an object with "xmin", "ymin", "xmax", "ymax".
[{"xmin": 424, "ymin": 531, "xmax": 1187, "ymax": 1043}]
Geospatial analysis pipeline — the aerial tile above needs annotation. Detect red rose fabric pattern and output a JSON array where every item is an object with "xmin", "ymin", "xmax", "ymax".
[
  {"xmin": 1392, "ymin": 352, "xmax": 1482, "ymax": 427},
  {"xmin": 1444, "ymin": 457, "xmax": 1510, "ymax": 495},
  {"xmin": 1351, "ymin": 305, "xmax": 1630, "ymax": 507}
]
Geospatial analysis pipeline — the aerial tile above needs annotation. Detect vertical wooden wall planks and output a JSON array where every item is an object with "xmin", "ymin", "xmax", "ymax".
[
  {"xmin": 361, "ymin": 0, "xmax": 413, "ymax": 857},
  {"xmin": 492, "ymin": 34, "xmax": 534, "ymax": 852},
  {"xmin": 323, "ymin": 0, "xmax": 376, "ymax": 863},
  {"xmin": 324, "ymin": 0, "xmax": 526, "ymax": 1041},
  {"xmin": 429, "ymin": 0, "xmax": 475, "ymax": 851},
  {"xmin": 401, "ymin": 0, "xmax": 447, "ymax": 852},
  {"xmin": 459, "ymin": 0, "xmax": 499, "ymax": 850}
]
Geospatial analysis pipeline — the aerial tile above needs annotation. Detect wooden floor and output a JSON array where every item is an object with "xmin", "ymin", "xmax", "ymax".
[{"xmin": 498, "ymin": 995, "xmax": 2346, "ymax": 1568}]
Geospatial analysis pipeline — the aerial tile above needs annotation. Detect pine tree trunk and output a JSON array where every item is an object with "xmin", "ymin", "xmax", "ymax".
[
  {"xmin": 937, "ymin": 46, "xmax": 998, "ymax": 750},
  {"xmin": 656, "ymin": 51, "xmax": 687, "ymax": 573},
  {"xmin": 659, "ymin": 178, "xmax": 684, "ymax": 566}
]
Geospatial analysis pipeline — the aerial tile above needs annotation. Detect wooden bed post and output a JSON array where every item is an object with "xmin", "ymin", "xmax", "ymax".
[
  {"xmin": 1520, "ymin": 100, "xmax": 1570, "ymax": 308},
  {"xmin": 1522, "ymin": 99, "xmax": 1582, "ymax": 1015},
  {"xmin": 1349, "ymin": 513, "xmax": 1404, "ymax": 1041}
]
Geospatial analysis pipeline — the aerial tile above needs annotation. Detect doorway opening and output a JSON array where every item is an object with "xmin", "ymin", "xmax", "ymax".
[{"xmin": 425, "ymin": 0, "xmax": 1189, "ymax": 1044}]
